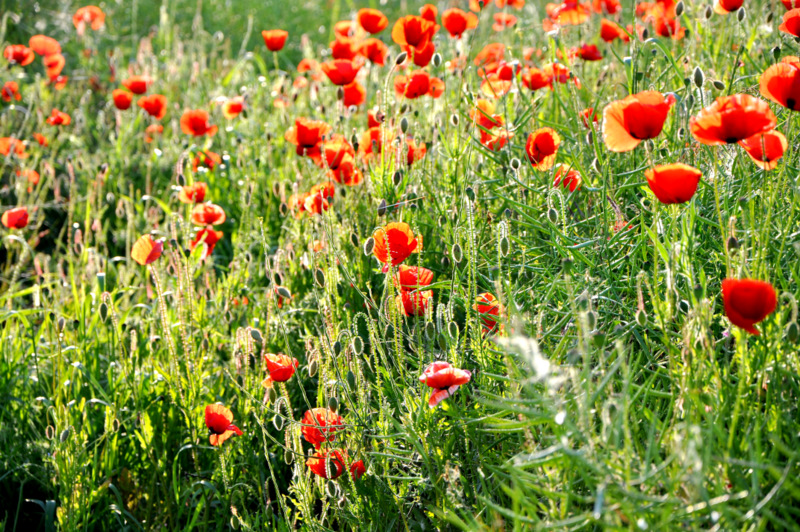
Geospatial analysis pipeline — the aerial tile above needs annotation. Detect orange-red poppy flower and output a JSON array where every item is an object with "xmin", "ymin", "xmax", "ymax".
[
  {"xmin": 0, "ymin": 137, "xmax": 28, "ymax": 158},
  {"xmin": 525, "ymin": 128, "xmax": 561, "ymax": 170},
  {"xmin": 420, "ymin": 3, "xmax": 439, "ymax": 22},
  {"xmin": 4, "ymin": 45, "xmax": 34, "ymax": 66},
  {"xmin": 192, "ymin": 227, "xmax": 223, "ymax": 258},
  {"xmin": 600, "ymin": 18, "xmax": 631, "ymax": 42},
  {"xmin": 180, "ymin": 109, "xmax": 218, "ymax": 137},
  {"xmin": 714, "ymin": 0, "xmax": 744, "ymax": 14},
  {"xmin": 179, "ymin": 182, "xmax": 208, "ymax": 204},
  {"xmin": 2, "ymin": 207, "xmax": 29, "ymax": 229},
  {"xmin": 480, "ymin": 74, "xmax": 512, "ymax": 98},
  {"xmin": 419, "ymin": 361, "xmax": 472, "ymax": 407},
  {"xmin": 721, "ymin": 278, "xmax": 777, "ymax": 335},
  {"xmin": 43, "ymin": 53, "xmax": 65, "ymax": 79},
  {"xmin": 262, "ymin": 353, "xmax": 299, "ymax": 387},
  {"xmin": 474, "ymin": 292, "xmax": 502, "ymax": 332},
  {"xmin": 204, "ymin": 404, "xmax": 243, "ymax": 446},
  {"xmin": 554, "ymin": 166, "xmax": 582, "ymax": 192},
  {"xmin": 391, "ymin": 15, "xmax": 436, "ymax": 49},
  {"xmin": 262, "ymin": 30, "xmax": 288, "ymax": 52},
  {"xmin": 319, "ymin": 135, "xmax": 355, "ymax": 170},
  {"xmin": 191, "ymin": 203, "xmax": 226, "ymax": 225},
  {"xmin": 651, "ymin": 15, "xmax": 685, "ymax": 39},
  {"xmin": 320, "ymin": 59, "xmax": 361, "ymax": 86},
  {"xmin": 18, "ymin": 168, "xmax": 40, "ymax": 189},
  {"xmin": 496, "ymin": 0, "xmax": 526, "ymax": 7},
  {"xmin": 330, "ymin": 37, "xmax": 360, "ymax": 61},
  {"xmin": 470, "ymin": 99, "xmax": 504, "ymax": 132},
  {"xmin": 297, "ymin": 58, "xmax": 319, "ymax": 73},
  {"xmin": 548, "ymin": 1, "xmax": 592, "ymax": 25},
  {"xmin": 359, "ymin": 38, "xmax": 388, "ymax": 65},
  {"xmin": 330, "ymin": 154, "xmax": 363, "ymax": 186},
  {"xmin": 342, "ymin": 81, "xmax": 366, "ymax": 107},
  {"xmin": 405, "ymin": 137, "xmax": 427, "ymax": 166},
  {"xmin": 580, "ymin": 107, "xmax": 600, "ymax": 128},
  {"xmin": 602, "ymin": 91, "xmax": 675, "ymax": 152},
  {"xmin": 29, "ymin": 35, "xmax": 61, "ymax": 56},
  {"xmin": 303, "ymin": 182, "xmax": 335, "ymax": 215},
  {"xmin": 521, "ymin": 67, "xmax": 553, "ymax": 91},
  {"xmin": 593, "ymin": 0, "xmax": 621, "ymax": 13},
  {"xmin": 73, "ymin": 5, "xmax": 105, "ymax": 33},
  {"xmin": 47, "ymin": 109, "xmax": 71, "ymax": 126},
  {"xmin": 144, "ymin": 124, "xmax": 163, "ymax": 143},
  {"xmin": 493, "ymin": 13, "xmax": 518, "ymax": 31},
  {"xmin": 2, "ymin": 81, "xmax": 21, "ymax": 102},
  {"xmin": 783, "ymin": 0, "xmax": 800, "ymax": 8},
  {"xmin": 372, "ymin": 222, "xmax": 419, "ymax": 267},
  {"xmin": 738, "ymin": 130, "xmax": 788, "ymax": 170},
  {"xmin": 395, "ymin": 71, "xmax": 438, "ymax": 99},
  {"xmin": 192, "ymin": 150, "xmax": 222, "ymax": 173},
  {"xmin": 306, "ymin": 449, "xmax": 347, "ymax": 479},
  {"xmin": 302, "ymin": 408, "xmax": 345, "ymax": 448},
  {"xmin": 572, "ymin": 44, "xmax": 603, "ymax": 61},
  {"xmin": 359, "ymin": 126, "xmax": 396, "ymax": 163},
  {"xmin": 644, "ymin": 163, "xmax": 702, "ymax": 204},
  {"xmin": 285, "ymin": 117, "xmax": 332, "ymax": 162},
  {"xmin": 689, "ymin": 94, "xmax": 776, "ymax": 145},
  {"xmin": 481, "ymin": 129, "xmax": 515, "ymax": 151},
  {"xmin": 358, "ymin": 8, "xmax": 389, "ymax": 34},
  {"xmin": 131, "ymin": 234, "xmax": 163, "ymax": 265},
  {"xmin": 395, "ymin": 265, "xmax": 434, "ymax": 290},
  {"xmin": 397, "ymin": 289, "xmax": 433, "ymax": 317},
  {"xmin": 442, "ymin": 8, "xmax": 479, "ymax": 38},
  {"xmin": 350, "ymin": 460, "xmax": 366, "ymax": 480},
  {"xmin": 333, "ymin": 20, "xmax": 358, "ymax": 39},
  {"xmin": 474, "ymin": 43, "xmax": 506, "ymax": 68},
  {"xmin": 760, "ymin": 57, "xmax": 800, "ymax": 111},
  {"xmin": 138, "ymin": 94, "xmax": 167, "ymax": 120},
  {"xmin": 122, "ymin": 75, "xmax": 151, "ymax": 95},
  {"xmin": 112, "ymin": 89, "xmax": 133, "ymax": 110},
  {"xmin": 404, "ymin": 41, "xmax": 436, "ymax": 68},
  {"xmin": 221, "ymin": 96, "xmax": 245, "ymax": 119}
]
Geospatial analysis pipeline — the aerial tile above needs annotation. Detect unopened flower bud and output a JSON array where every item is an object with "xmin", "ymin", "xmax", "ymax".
[
  {"xmin": 693, "ymin": 66, "xmax": 704, "ymax": 88},
  {"xmin": 395, "ymin": 52, "xmax": 407, "ymax": 65},
  {"xmin": 432, "ymin": 53, "xmax": 442, "ymax": 67}
]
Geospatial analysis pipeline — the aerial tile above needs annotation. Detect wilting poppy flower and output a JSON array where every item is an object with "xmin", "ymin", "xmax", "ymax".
[
  {"xmin": 358, "ymin": 8, "xmax": 389, "ymax": 34},
  {"xmin": 320, "ymin": 59, "xmax": 361, "ymax": 86},
  {"xmin": 28, "ymin": 35, "xmax": 61, "ymax": 57},
  {"xmin": 221, "ymin": 96, "xmax": 245, "ymax": 119},
  {"xmin": 112, "ymin": 89, "xmax": 133, "ymax": 110},
  {"xmin": 330, "ymin": 37, "xmax": 360, "ymax": 61},
  {"xmin": 397, "ymin": 289, "xmax": 433, "ymax": 317},
  {"xmin": 644, "ymin": 163, "xmax": 702, "ymax": 204},
  {"xmin": 204, "ymin": 404, "xmax": 243, "ymax": 446},
  {"xmin": 73, "ymin": 5, "xmax": 105, "ymax": 33},
  {"xmin": 122, "ymin": 75, "xmax": 152, "ymax": 95},
  {"xmin": 192, "ymin": 203, "xmax": 226, "ymax": 225},
  {"xmin": 179, "ymin": 182, "xmax": 208, "ymax": 203},
  {"xmin": 522, "ymin": 68, "xmax": 553, "ymax": 91},
  {"xmin": 721, "ymin": 278, "xmax": 777, "ymax": 335},
  {"xmin": 474, "ymin": 292, "xmax": 502, "ymax": 332},
  {"xmin": 593, "ymin": 0, "xmax": 621, "ymax": 13},
  {"xmin": 0, "ymin": 137, "xmax": 28, "ymax": 158},
  {"xmin": 419, "ymin": 361, "xmax": 472, "ymax": 407},
  {"xmin": 442, "ymin": 8, "xmax": 479, "ymax": 38},
  {"xmin": 43, "ymin": 53, "xmax": 65, "ymax": 79},
  {"xmin": 392, "ymin": 15, "xmax": 436, "ymax": 49},
  {"xmin": 738, "ymin": 130, "xmax": 788, "ymax": 170},
  {"xmin": 525, "ymin": 128, "xmax": 561, "ymax": 170},
  {"xmin": 760, "ymin": 57, "xmax": 800, "ymax": 111},
  {"xmin": 554, "ymin": 166, "xmax": 582, "ymax": 192},
  {"xmin": 2, "ymin": 207, "xmax": 29, "ymax": 229},
  {"xmin": 359, "ymin": 38, "xmax": 388, "ymax": 65},
  {"xmin": 131, "ymin": 234, "xmax": 163, "ymax": 265},
  {"xmin": 180, "ymin": 109, "xmax": 218, "ymax": 137},
  {"xmin": 4, "ymin": 45, "xmax": 34, "ymax": 66},
  {"xmin": 602, "ymin": 91, "xmax": 675, "ymax": 152},
  {"xmin": 302, "ymin": 407, "xmax": 345, "ymax": 448},
  {"xmin": 715, "ymin": 0, "xmax": 744, "ymax": 14},
  {"xmin": 600, "ymin": 18, "xmax": 631, "ymax": 42},
  {"xmin": 306, "ymin": 449, "xmax": 347, "ymax": 479},
  {"xmin": 342, "ymin": 81, "xmax": 366, "ymax": 107},
  {"xmin": 262, "ymin": 29, "xmax": 288, "ymax": 51},
  {"xmin": 572, "ymin": 44, "xmax": 603, "ymax": 61},
  {"xmin": 137, "ymin": 94, "xmax": 167, "ymax": 119},
  {"xmin": 493, "ymin": 13, "xmax": 518, "ymax": 31},
  {"xmin": 262, "ymin": 353, "xmax": 299, "ymax": 387},
  {"xmin": 191, "ymin": 227, "xmax": 224, "ymax": 258},
  {"xmin": 144, "ymin": 124, "xmax": 163, "ymax": 143},
  {"xmin": 47, "ymin": 109, "xmax": 71, "ymax": 126},
  {"xmin": 690, "ymin": 94, "xmax": 776, "ymax": 145},
  {"xmin": 395, "ymin": 265, "xmax": 434, "ymax": 290},
  {"xmin": 285, "ymin": 117, "xmax": 332, "ymax": 162},
  {"xmin": 2, "ymin": 81, "xmax": 21, "ymax": 102},
  {"xmin": 372, "ymin": 222, "xmax": 419, "ymax": 267}
]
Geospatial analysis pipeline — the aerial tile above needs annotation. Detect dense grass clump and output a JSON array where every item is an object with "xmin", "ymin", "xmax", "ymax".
[{"xmin": 2, "ymin": 0, "xmax": 800, "ymax": 530}]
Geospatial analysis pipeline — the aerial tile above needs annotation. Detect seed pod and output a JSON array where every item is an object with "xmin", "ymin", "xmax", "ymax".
[
  {"xmin": 675, "ymin": 0, "xmax": 684, "ymax": 16},
  {"xmin": 308, "ymin": 359, "xmax": 318, "ymax": 377},
  {"xmin": 315, "ymin": 269, "xmax": 326, "ymax": 287},
  {"xmin": 393, "ymin": 171, "xmax": 403, "ymax": 187},
  {"xmin": 377, "ymin": 199, "xmax": 387, "ymax": 216},
  {"xmin": 712, "ymin": 80, "xmax": 725, "ymax": 90},
  {"xmin": 332, "ymin": 340, "xmax": 342, "ymax": 357},
  {"xmin": 350, "ymin": 232, "xmax": 359, "ymax": 247},
  {"xmin": 326, "ymin": 480, "xmax": 338, "ymax": 498},
  {"xmin": 466, "ymin": 187, "xmax": 475, "ymax": 201},
  {"xmin": 786, "ymin": 322, "xmax": 799, "ymax": 342},
  {"xmin": 284, "ymin": 450, "xmax": 294, "ymax": 464},
  {"xmin": 250, "ymin": 328, "xmax": 264, "ymax": 343},
  {"xmin": 693, "ymin": 67, "xmax": 704, "ymax": 89},
  {"xmin": 352, "ymin": 336, "xmax": 364, "ymax": 355},
  {"xmin": 586, "ymin": 310, "xmax": 597, "ymax": 330},
  {"xmin": 704, "ymin": 5, "xmax": 713, "ymax": 18},
  {"xmin": 272, "ymin": 414, "xmax": 284, "ymax": 431},
  {"xmin": 509, "ymin": 158, "xmax": 521, "ymax": 170},
  {"xmin": 499, "ymin": 236, "xmax": 510, "ymax": 257},
  {"xmin": 547, "ymin": 208, "xmax": 558, "ymax": 223},
  {"xmin": 424, "ymin": 321, "xmax": 436, "ymax": 340},
  {"xmin": 450, "ymin": 114, "xmax": 459, "ymax": 126},
  {"xmin": 328, "ymin": 396, "xmax": 339, "ymax": 412},
  {"xmin": 773, "ymin": 46, "xmax": 782, "ymax": 61},
  {"xmin": 437, "ymin": 332, "xmax": 448, "ymax": 350},
  {"xmin": 395, "ymin": 52, "xmax": 408, "ymax": 65},
  {"xmin": 364, "ymin": 237, "xmax": 375, "ymax": 255},
  {"xmin": 400, "ymin": 116, "xmax": 409, "ymax": 134},
  {"xmin": 432, "ymin": 52, "xmax": 442, "ymax": 67},
  {"xmin": 276, "ymin": 286, "xmax": 292, "ymax": 299},
  {"xmin": 452, "ymin": 243, "xmax": 463, "ymax": 263}
]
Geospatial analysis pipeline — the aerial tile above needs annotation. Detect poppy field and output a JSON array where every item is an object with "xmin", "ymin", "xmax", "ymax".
[{"xmin": 4, "ymin": 0, "xmax": 800, "ymax": 529}]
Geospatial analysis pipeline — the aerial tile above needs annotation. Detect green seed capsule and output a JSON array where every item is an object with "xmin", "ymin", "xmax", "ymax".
[
  {"xmin": 315, "ymin": 269, "xmax": 326, "ymax": 287},
  {"xmin": 364, "ymin": 237, "xmax": 375, "ymax": 255},
  {"xmin": 328, "ymin": 397, "xmax": 339, "ymax": 412},
  {"xmin": 352, "ymin": 336, "xmax": 364, "ymax": 355},
  {"xmin": 452, "ymin": 243, "xmax": 463, "ymax": 263},
  {"xmin": 786, "ymin": 322, "xmax": 799, "ymax": 343},
  {"xmin": 586, "ymin": 310, "xmax": 597, "ymax": 330}
]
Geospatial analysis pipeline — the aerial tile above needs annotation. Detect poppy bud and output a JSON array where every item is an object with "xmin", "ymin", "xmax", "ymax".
[
  {"xmin": 499, "ymin": 236, "xmax": 510, "ymax": 257},
  {"xmin": 432, "ymin": 53, "xmax": 442, "ymax": 68},
  {"xmin": 333, "ymin": 340, "xmax": 342, "ymax": 356},
  {"xmin": 641, "ymin": 28, "xmax": 649, "ymax": 40},
  {"xmin": 277, "ymin": 286, "xmax": 292, "ymax": 299},
  {"xmin": 396, "ymin": 52, "xmax": 408, "ymax": 65},
  {"xmin": 315, "ymin": 269, "xmax": 325, "ymax": 287},
  {"xmin": 268, "ymin": 386, "xmax": 278, "ymax": 402},
  {"xmin": 712, "ymin": 80, "xmax": 725, "ymax": 90},
  {"xmin": 737, "ymin": 7, "xmax": 745, "ymax": 22},
  {"xmin": 348, "ymin": 231, "xmax": 360, "ymax": 248},
  {"xmin": 100, "ymin": 302, "xmax": 108, "ymax": 322},
  {"xmin": 585, "ymin": 131, "xmax": 593, "ymax": 145},
  {"xmin": 441, "ymin": 255, "xmax": 451, "ymax": 268},
  {"xmin": 586, "ymin": 310, "xmax": 597, "ymax": 330},
  {"xmin": 352, "ymin": 336, "xmax": 364, "ymax": 354},
  {"xmin": 678, "ymin": 300, "xmax": 690, "ymax": 314},
  {"xmin": 452, "ymin": 243, "xmax": 463, "ymax": 263},
  {"xmin": 593, "ymin": 332, "xmax": 606, "ymax": 349},
  {"xmin": 272, "ymin": 414, "xmax": 284, "ymax": 431},
  {"xmin": 466, "ymin": 187, "xmax": 475, "ymax": 201},
  {"xmin": 400, "ymin": 116, "xmax": 409, "ymax": 134},
  {"xmin": 424, "ymin": 321, "xmax": 436, "ymax": 339},
  {"xmin": 686, "ymin": 94, "xmax": 694, "ymax": 108},
  {"xmin": 591, "ymin": 158, "xmax": 601, "ymax": 174},
  {"xmin": 675, "ymin": 0, "xmax": 684, "ymax": 16},
  {"xmin": 393, "ymin": 171, "xmax": 403, "ymax": 187},
  {"xmin": 386, "ymin": 324, "xmax": 395, "ymax": 337},
  {"xmin": 326, "ymin": 480, "xmax": 338, "ymax": 498},
  {"xmin": 328, "ymin": 397, "xmax": 339, "ymax": 412},
  {"xmin": 562, "ymin": 257, "xmax": 573, "ymax": 274},
  {"xmin": 400, "ymin": 103, "xmax": 410, "ymax": 114},
  {"xmin": 704, "ymin": 5, "xmax": 713, "ymax": 18},
  {"xmin": 693, "ymin": 284, "xmax": 704, "ymax": 300},
  {"xmin": 772, "ymin": 46, "xmax": 781, "ymax": 61},
  {"xmin": 577, "ymin": 292, "xmax": 590, "ymax": 311},
  {"xmin": 766, "ymin": 11, "xmax": 774, "ymax": 23},
  {"xmin": 510, "ymin": 158, "xmax": 521, "ymax": 171},
  {"xmin": 364, "ymin": 237, "xmax": 375, "ymax": 255},
  {"xmin": 693, "ymin": 67, "xmax": 704, "ymax": 89},
  {"xmin": 377, "ymin": 199, "xmax": 387, "ymax": 216},
  {"xmin": 250, "ymin": 328, "xmax": 263, "ymax": 342},
  {"xmin": 547, "ymin": 208, "xmax": 558, "ymax": 223},
  {"xmin": 786, "ymin": 322, "xmax": 799, "ymax": 343},
  {"xmin": 634, "ymin": 309, "xmax": 647, "ymax": 326},
  {"xmin": 727, "ymin": 236, "xmax": 739, "ymax": 252},
  {"xmin": 46, "ymin": 426, "xmax": 55, "ymax": 439},
  {"xmin": 58, "ymin": 317, "xmax": 66, "ymax": 332},
  {"xmin": 284, "ymin": 450, "xmax": 293, "ymax": 464},
  {"xmin": 346, "ymin": 370, "xmax": 356, "ymax": 389},
  {"xmin": 60, "ymin": 427, "xmax": 71, "ymax": 443},
  {"xmin": 450, "ymin": 114, "xmax": 459, "ymax": 127},
  {"xmin": 447, "ymin": 321, "xmax": 459, "ymax": 339},
  {"xmin": 274, "ymin": 272, "xmax": 284, "ymax": 286},
  {"xmin": 308, "ymin": 359, "xmax": 318, "ymax": 377}
]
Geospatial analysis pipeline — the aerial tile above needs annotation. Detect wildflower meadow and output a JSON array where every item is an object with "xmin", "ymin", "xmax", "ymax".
[{"xmin": 3, "ymin": 0, "xmax": 800, "ymax": 529}]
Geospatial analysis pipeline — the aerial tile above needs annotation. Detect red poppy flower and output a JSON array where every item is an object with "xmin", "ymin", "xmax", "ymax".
[
  {"xmin": 18, "ymin": 168, "xmax": 40, "ymax": 189},
  {"xmin": 131, "ymin": 234, "xmax": 163, "ymax": 265},
  {"xmin": 350, "ymin": 460, "xmax": 366, "ymax": 480},
  {"xmin": 548, "ymin": 1, "xmax": 592, "ymax": 25},
  {"xmin": 330, "ymin": 154, "xmax": 363, "ymax": 186},
  {"xmin": 122, "ymin": 75, "xmax": 151, "ymax": 95},
  {"xmin": 420, "ymin": 3, "xmax": 439, "ymax": 22},
  {"xmin": 602, "ymin": 91, "xmax": 675, "ymax": 152},
  {"xmin": 521, "ymin": 67, "xmax": 553, "ymax": 91},
  {"xmin": 144, "ymin": 124, "xmax": 163, "ymax": 143},
  {"xmin": 395, "ymin": 71, "xmax": 436, "ymax": 99},
  {"xmin": 180, "ymin": 109, "xmax": 218, "ymax": 137},
  {"xmin": 554, "ymin": 166, "xmax": 582, "ymax": 192},
  {"xmin": 306, "ymin": 449, "xmax": 347, "ymax": 479},
  {"xmin": 342, "ymin": 81, "xmax": 366, "ymax": 107},
  {"xmin": 783, "ymin": 0, "xmax": 800, "ymax": 8},
  {"xmin": 0, "ymin": 137, "xmax": 28, "ymax": 158},
  {"xmin": 391, "ymin": 15, "xmax": 436, "ymax": 49},
  {"xmin": 442, "ymin": 8, "xmax": 479, "ymax": 38},
  {"xmin": 262, "ymin": 353, "xmax": 299, "ymax": 387},
  {"xmin": 738, "ymin": 130, "xmax": 788, "ymax": 170},
  {"xmin": 644, "ymin": 163, "xmax": 702, "ymax": 204},
  {"xmin": 193, "ymin": 151, "xmax": 222, "ymax": 173},
  {"xmin": 43, "ymin": 53, "xmax": 65, "ymax": 79},
  {"xmin": 395, "ymin": 265, "xmax": 434, "ymax": 290},
  {"xmin": 760, "ymin": 57, "xmax": 800, "ymax": 111},
  {"xmin": 600, "ymin": 18, "xmax": 631, "ymax": 42},
  {"xmin": 721, "ymin": 278, "xmax": 777, "ymax": 335},
  {"xmin": 302, "ymin": 408, "xmax": 345, "ymax": 448},
  {"xmin": 397, "ymin": 289, "xmax": 433, "ymax": 317},
  {"xmin": 470, "ymin": 99, "xmax": 503, "ymax": 130},
  {"xmin": 330, "ymin": 37, "xmax": 360, "ymax": 61},
  {"xmin": 359, "ymin": 38, "xmax": 388, "ymax": 66},
  {"xmin": 419, "ymin": 361, "xmax": 472, "ymax": 407},
  {"xmin": 191, "ymin": 227, "xmax": 223, "ymax": 258},
  {"xmin": 474, "ymin": 43, "xmax": 506, "ymax": 68},
  {"xmin": 285, "ymin": 117, "xmax": 332, "ymax": 161},
  {"xmin": 572, "ymin": 44, "xmax": 603, "ymax": 61},
  {"xmin": 73, "ymin": 5, "xmax": 105, "ymax": 33},
  {"xmin": 179, "ymin": 182, "xmax": 208, "ymax": 204},
  {"xmin": 690, "ymin": 94, "xmax": 776, "ymax": 145},
  {"xmin": 372, "ymin": 222, "xmax": 419, "ymax": 267},
  {"xmin": 320, "ymin": 59, "xmax": 361, "ymax": 86},
  {"xmin": 474, "ymin": 292, "xmax": 502, "ymax": 332},
  {"xmin": 358, "ymin": 8, "xmax": 389, "ymax": 34},
  {"xmin": 333, "ymin": 20, "xmax": 358, "ymax": 39},
  {"xmin": 496, "ymin": 0, "xmax": 526, "ymax": 7},
  {"xmin": 262, "ymin": 30, "xmax": 288, "ymax": 52},
  {"xmin": 580, "ymin": 107, "xmax": 600, "ymax": 128},
  {"xmin": 112, "ymin": 89, "xmax": 133, "ymax": 110},
  {"xmin": 32, "ymin": 133, "xmax": 47, "ymax": 147},
  {"xmin": 480, "ymin": 74, "xmax": 512, "ymax": 98},
  {"xmin": 651, "ymin": 15, "xmax": 685, "ymax": 39},
  {"xmin": 404, "ymin": 41, "xmax": 436, "ymax": 68},
  {"xmin": 593, "ymin": 0, "xmax": 621, "ymax": 14},
  {"xmin": 2, "ymin": 207, "xmax": 29, "ymax": 229},
  {"xmin": 493, "ymin": 13, "xmax": 518, "ymax": 31},
  {"xmin": 28, "ymin": 35, "xmax": 61, "ymax": 56},
  {"xmin": 191, "ymin": 203, "xmax": 226, "ymax": 225},
  {"xmin": 2, "ymin": 81, "xmax": 21, "ymax": 102},
  {"xmin": 47, "ymin": 109, "xmax": 71, "ymax": 126},
  {"xmin": 319, "ymin": 135, "xmax": 355, "ymax": 170},
  {"xmin": 297, "ymin": 58, "xmax": 319, "ymax": 73},
  {"xmin": 359, "ymin": 126, "xmax": 396, "ymax": 163},
  {"xmin": 204, "ymin": 404, "xmax": 243, "ymax": 446},
  {"xmin": 525, "ymin": 128, "xmax": 561, "ymax": 170},
  {"xmin": 137, "ymin": 94, "xmax": 167, "ymax": 120},
  {"xmin": 303, "ymin": 183, "xmax": 335, "ymax": 215},
  {"xmin": 4, "ymin": 45, "xmax": 34, "ymax": 66},
  {"xmin": 714, "ymin": 0, "xmax": 744, "ymax": 14},
  {"xmin": 221, "ymin": 96, "xmax": 245, "ymax": 119},
  {"xmin": 405, "ymin": 137, "xmax": 427, "ymax": 166}
]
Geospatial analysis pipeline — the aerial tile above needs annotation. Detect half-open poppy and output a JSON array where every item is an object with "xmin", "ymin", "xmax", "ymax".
[
  {"xmin": 644, "ymin": 163, "xmax": 702, "ymax": 204},
  {"xmin": 112, "ymin": 89, "xmax": 133, "ymax": 110},
  {"xmin": 358, "ymin": 8, "xmax": 389, "ymax": 34},
  {"xmin": 419, "ymin": 361, "xmax": 472, "ymax": 407},
  {"xmin": 320, "ymin": 59, "xmax": 361, "ymax": 86},
  {"xmin": 525, "ymin": 128, "xmax": 561, "ymax": 170},
  {"xmin": 262, "ymin": 30, "xmax": 288, "ymax": 52},
  {"xmin": 4, "ymin": 45, "xmax": 34, "ymax": 66},
  {"xmin": 2, "ymin": 207, "xmax": 28, "ymax": 229}
]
